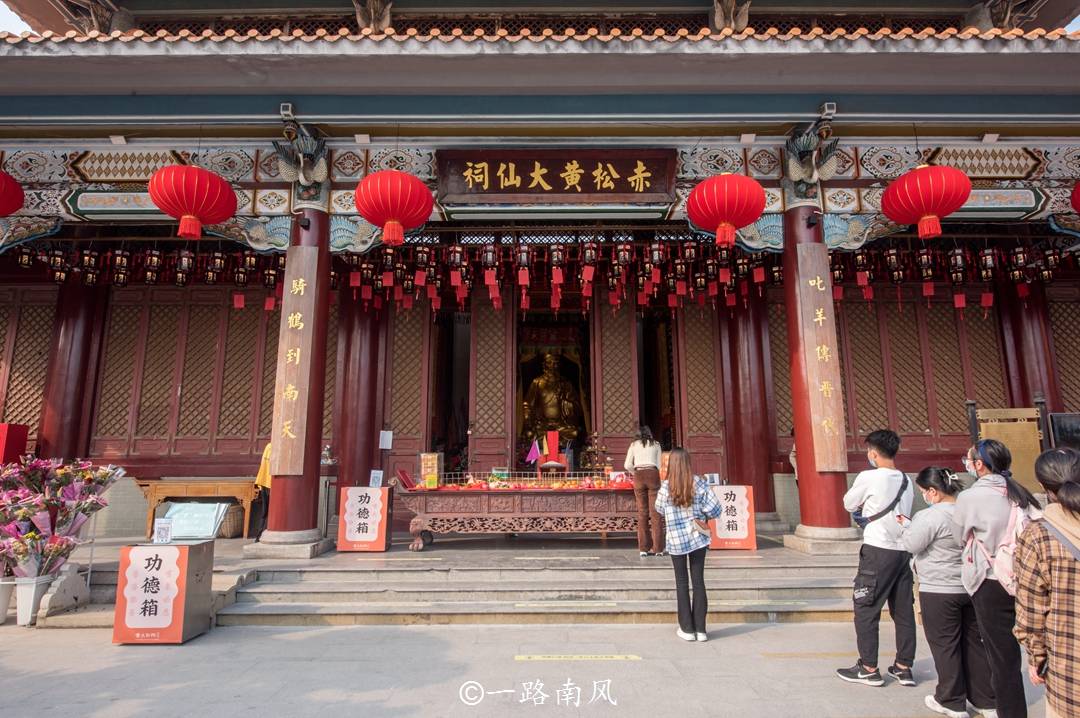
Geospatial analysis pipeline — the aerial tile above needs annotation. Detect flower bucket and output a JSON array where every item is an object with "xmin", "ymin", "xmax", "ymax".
[
  {"xmin": 15, "ymin": 574, "xmax": 53, "ymax": 626},
  {"xmin": 0, "ymin": 576, "xmax": 14, "ymax": 625}
]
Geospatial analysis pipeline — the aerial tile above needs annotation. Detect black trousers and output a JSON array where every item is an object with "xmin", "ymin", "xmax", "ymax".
[
  {"xmin": 920, "ymin": 591, "xmax": 996, "ymax": 712},
  {"xmin": 852, "ymin": 544, "xmax": 917, "ymax": 668},
  {"xmin": 671, "ymin": 546, "xmax": 708, "ymax": 633},
  {"xmin": 251, "ymin": 487, "xmax": 270, "ymax": 538},
  {"xmin": 971, "ymin": 579, "xmax": 1028, "ymax": 718}
]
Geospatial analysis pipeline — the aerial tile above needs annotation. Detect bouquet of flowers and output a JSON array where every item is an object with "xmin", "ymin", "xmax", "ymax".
[{"xmin": 0, "ymin": 458, "xmax": 124, "ymax": 578}]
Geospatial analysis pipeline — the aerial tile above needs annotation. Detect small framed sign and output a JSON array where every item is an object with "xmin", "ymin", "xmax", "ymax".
[
  {"xmin": 379, "ymin": 430, "xmax": 394, "ymax": 450},
  {"xmin": 152, "ymin": 518, "xmax": 173, "ymax": 545},
  {"xmin": 369, "ymin": 469, "xmax": 384, "ymax": 488}
]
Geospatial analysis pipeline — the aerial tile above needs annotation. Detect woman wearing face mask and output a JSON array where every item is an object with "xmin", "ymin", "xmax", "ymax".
[
  {"xmin": 953, "ymin": 439, "xmax": 1042, "ymax": 718},
  {"xmin": 898, "ymin": 468, "xmax": 995, "ymax": 718},
  {"xmin": 1014, "ymin": 448, "xmax": 1080, "ymax": 718}
]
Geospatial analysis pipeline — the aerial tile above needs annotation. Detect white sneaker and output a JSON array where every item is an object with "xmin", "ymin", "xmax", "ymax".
[
  {"xmin": 639, "ymin": 551, "xmax": 649, "ymax": 558},
  {"xmin": 965, "ymin": 704, "xmax": 997, "ymax": 718},
  {"xmin": 695, "ymin": 632, "xmax": 708, "ymax": 642},
  {"xmin": 925, "ymin": 694, "xmax": 970, "ymax": 718},
  {"xmin": 676, "ymin": 628, "xmax": 696, "ymax": 642}
]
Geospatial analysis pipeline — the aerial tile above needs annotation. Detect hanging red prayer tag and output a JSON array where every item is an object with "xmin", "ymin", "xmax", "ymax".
[
  {"xmin": 696, "ymin": 293, "xmax": 706, "ymax": 306},
  {"xmin": 275, "ymin": 282, "xmax": 284, "ymax": 298},
  {"xmin": 382, "ymin": 270, "xmax": 394, "ymax": 287},
  {"xmin": 488, "ymin": 284, "xmax": 499, "ymax": 300},
  {"xmin": 739, "ymin": 281, "xmax": 749, "ymax": 297},
  {"xmin": 953, "ymin": 293, "xmax": 967, "ymax": 309},
  {"xmin": 394, "ymin": 286, "xmax": 403, "ymax": 301},
  {"xmin": 980, "ymin": 292, "xmax": 994, "ymax": 308},
  {"xmin": 362, "ymin": 285, "xmax": 373, "ymax": 300},
  {"xmin": 856, "ymin": 271, "xmax": 869, "ymax": 287},
  {"xmin": 232, "ymin": 293, "xmax": 245, "ymax": 310},
  {"xmin": 718, "ymin": 268, "xmax": 731, "ymax": 284},
  {"xmin": 833, "ymin": 285, "xmax": 844, "ymax": 301},
  {"xmin": 582, "ymin": 282, "xmax": 593, "ymax": 298},
  {"xmin": 725, "ymin": 293, "xmax": 737, "ymax": 307},
  {"xmin": 426, "ymin": 283, "xmax": 437, "ymax": 300},
  {"xmin": 431, "ymin": 296, "xmax": 441, "ymax": 310},
  {"xmin": 263, "ymin": 296, "xmax": 276, "ymax": 311},
  {"xmin": 374, "ymin": 296, "xmax": 383, "ymax": 309},
  {"xmin": 403, "ymin": 295, "xmax": 414, "ymax": 310},
  {"xmin": 492, "ymin": 296, "xmax": 502, "ymax": 311},
  {"xmin": 552, "ymin": 267, "xmax": 564, "ymax": 284},
  {"xmin": 708, "ymin": 281, "xmax": 719, "ymax": 297},
  {"xmin": 350, "ymin": 271, "xmax": 362, "ymax": 287},
  {"xmin": 637, "ymin": 291, "xmax": 647, "ymax": 306},
  {"xmin": 582, "ymin": 265, "xmax": 595, "ymax": 282},
  {"xmin": 676, "ymin": 280, "xmax": 687, "ymax": 296},
  {"xmin": 651, "ymin": 267, "xmax": 661, "ymax": 284},
  {"xmin": 518, "ymin": 268, "xmax": 530, "ymax": 286},
  {"xmin": 450, "ymin": 270, "xmax": 462, "ymax": 287},
  {"xmin": 667, "ymin": 294, "xmax": 678, "ymax": 308},
  {"xmin": 862, "ymin": 286, "xmax": 874, "ymax": 301},
  {"xmin": 752, "ymin": 266, "xmax": 766, "ymax": 284},
  {"xmin": 414, "ymin": 269, "xmax": 426, "ymax": 287},
  {"xmin": 1017, "ymin": 283, "xmax": 1030, "ymax": 299},
  {"xmin": 609, "ymin": 291, "xmax": 619, "ymax": 306},
  {"xmin": 922, "ymin": 281, "xmax": 935, "ymax": 297},
  {"xmin": 521, "ymin": 294, "xmax": 531, "ymax": 311},
  {"xmin": 485, "ymin": 268, "xmax": 497, "ymax": 286}
]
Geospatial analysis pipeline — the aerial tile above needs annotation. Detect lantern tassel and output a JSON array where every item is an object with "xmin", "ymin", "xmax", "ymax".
[
  {"xmin": 383, "ymin": 220, "xmax": 405, "ymax": 247},
  {"xmin": 917, "ymin": 215, "xmax": 942, "ymax": 240},
  {"xmin": 178, "ymin": 215, "xmax": 202, "ymax": 239},
  {"xmin": 716, "ymin": 222, "xmax": 736, "ymax": 247}
]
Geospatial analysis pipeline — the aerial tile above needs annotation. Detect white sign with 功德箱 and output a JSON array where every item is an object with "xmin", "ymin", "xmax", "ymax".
[{"xmin": 708, "ymin": 485, "xmax": 757, "ymax": 551}]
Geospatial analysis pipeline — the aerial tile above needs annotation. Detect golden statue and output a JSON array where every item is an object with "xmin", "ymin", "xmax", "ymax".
[{"xmin": 522, "ymin": 352, "xmax": 584, "ymax": 444}]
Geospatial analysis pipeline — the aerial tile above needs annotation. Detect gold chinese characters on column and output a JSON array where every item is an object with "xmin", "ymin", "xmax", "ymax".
[
  {"xmin": 796, "ymin": 243, "xmax": 848, "ymax": 472},
  {"xmin": 269, "ymin": 246, "xmax": 319, "ymax": 476}
]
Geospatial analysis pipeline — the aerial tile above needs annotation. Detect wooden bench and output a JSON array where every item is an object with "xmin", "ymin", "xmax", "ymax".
[{"xmin": 134, "ymin": 477, "xmax": 262, "ymax": 539}]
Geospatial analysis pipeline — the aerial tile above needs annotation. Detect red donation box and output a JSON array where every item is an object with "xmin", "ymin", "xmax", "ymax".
[
  {"xmin": 708, "ymin": 485, "xmax": 757, "ymax": 551},
  {"xmin": 0, "ymin": 423, "xmax": 28, "ymax": 463},
  {"xmin": 113, "ymin": 541, "xmax": 214, "ymax": 644},
  {"xmin": 336, "ymin": 486, "xmax": 392, "ymax": 552}
]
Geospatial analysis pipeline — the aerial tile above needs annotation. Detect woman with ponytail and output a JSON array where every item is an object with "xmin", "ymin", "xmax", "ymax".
[
  {"xmin": 953, "ymin": 439, "xmax": 1041, "ymax": 718},
  {"xmin": 898, "ymin": 468, "xmax": 995, "ymax": 718},
  {"xmin": 1014, "ymin": 448, "xmax": 1080, "ymax": 718}
]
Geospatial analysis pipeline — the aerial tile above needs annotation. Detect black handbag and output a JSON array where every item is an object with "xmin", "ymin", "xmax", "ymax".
[{"xmin": 852, "ymin": 475, "xmax": 908, "ymax": 529}]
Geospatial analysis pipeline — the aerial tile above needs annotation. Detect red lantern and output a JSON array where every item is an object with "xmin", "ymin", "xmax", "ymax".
[
  {"xmin": 148, "ymin": 165, "xmax": 236, "ymax": 239},
  {"xmin": 0, "ymin": 169, "xmax": 25, "ymax": 217},
  {"xmin": 881, "ymin": 165, "xmax": 971, "ymax": 240},
  {"xmin": 686, "ymin": 174, "xmax": 767, "ymax": 247},
  {"xmin": 354, "ymin": 170, "xmax": 433, "ymax": 247}
]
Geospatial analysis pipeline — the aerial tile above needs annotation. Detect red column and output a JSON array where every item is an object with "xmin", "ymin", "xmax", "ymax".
[
  {"xmin": 727, "ymin": 287, "xmax": 775, "ymax": 512},
  {"xmin": 996, "ymin": 281, "xmax": 1063, "ymax": 412},
  {"xmin": 337, "ymin": 291, "xmax": 380, "ymax": 488},
  {"xmin": 783, "ymin": 206, "xmax": 852, "ymax": 531},
  {"xmin": 267, "ymin": 208, "xmax": 331, "ymax": 534},
  {"xmin": 37, "ymin": 281, "xmax": 108, "ymax": 461}
]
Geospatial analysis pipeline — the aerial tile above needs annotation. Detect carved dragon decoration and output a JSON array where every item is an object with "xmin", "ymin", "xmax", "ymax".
[{"xmin": 352, "ymin": 0, "xmax": 393, "ymax": 32}]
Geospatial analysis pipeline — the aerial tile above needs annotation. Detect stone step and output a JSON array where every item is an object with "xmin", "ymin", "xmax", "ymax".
[
  {"xmin": 215, "ymin": 598, "xmax": 872, "ymax": 626},
  {"xmin": 235, "ymin": 577, "xmax": 852, "ymax": 604},
  {"xmin": 253, "ymin": 562, "xmax": 858, "ymax": 584}
]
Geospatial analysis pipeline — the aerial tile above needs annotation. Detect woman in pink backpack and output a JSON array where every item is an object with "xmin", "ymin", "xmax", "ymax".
[{"xmin": 952, "ymin": 439, "xmax": 1042, "ymax": 718}]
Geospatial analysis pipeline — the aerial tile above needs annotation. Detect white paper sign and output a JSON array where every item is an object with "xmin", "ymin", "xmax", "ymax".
[
  {"xmin": 152, "ymin": 519, "xmax": 173, "ymax": 544},
  {"xmin": 379, "ymin": 430, "xmax": 393, "ymax": 450},
  {"xmin": 165, "ymin": 503, "xmax": 228, "ymax": 539},
  {"xmin": 343, "ymin": 487, "xmax": 384, "ymax": 543},
  {"xmin": 710, "ymin": 485, "xmax": 752, "ymax": 540},
  {"xmin": 121, "ymin": 545, "xmax": 181, "ymax": 630},
  {"xmin": 369, "ymin": 469, "xmax": 384, "ymax": 488}
]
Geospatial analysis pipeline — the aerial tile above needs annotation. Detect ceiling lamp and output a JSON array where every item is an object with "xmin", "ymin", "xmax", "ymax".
[
  {"xmin": 148, "ymin": 165, "xmax": 237, "ymax": 239},
  {"xmin": 354, "ymin": 170, "xmax": 434, "ymax": 247},
  {"xmin": 881, "ymin": 165, "xmax": 971, "ymax": 240},
  {"xmin": 685, "ymin": 174, "xmax": 766, "ymax": 247}
]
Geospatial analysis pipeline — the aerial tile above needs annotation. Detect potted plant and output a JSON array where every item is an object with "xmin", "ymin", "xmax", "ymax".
[{"xmin": 0, "ymin": 458, "xmax": 123, "ymax": 625}]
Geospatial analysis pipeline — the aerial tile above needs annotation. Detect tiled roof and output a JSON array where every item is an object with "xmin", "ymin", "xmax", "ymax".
[{"xmin": 1, "ymin": 25, "xmax": 1079, "ymax": 46}]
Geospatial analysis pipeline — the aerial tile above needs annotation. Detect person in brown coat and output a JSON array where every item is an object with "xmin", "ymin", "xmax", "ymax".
[{"xmin": 1014, "ymin": 447, "xmax": 1080, "ymax": 718}]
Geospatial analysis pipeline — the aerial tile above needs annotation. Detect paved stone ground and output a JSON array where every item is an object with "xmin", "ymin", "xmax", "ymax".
[{"xmin": 0, "ymin": 621, "xmax": 1046, "ymax": 718}]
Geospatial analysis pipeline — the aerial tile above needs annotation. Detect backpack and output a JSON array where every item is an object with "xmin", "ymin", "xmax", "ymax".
[{"xmin": 969, "ymin": 486, "xmax": 1032, "ymax": 596}]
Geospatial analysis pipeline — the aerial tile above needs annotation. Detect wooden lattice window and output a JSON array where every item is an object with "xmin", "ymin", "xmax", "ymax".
[
  {"xmin": 90, "ymin": 288, "xmax": 338, "ymax": 460},
  {"xmin": 0, "ymin": 287, "xmax": 58, "ymax": 452},
  {"xmin": 1049, "ymin": 299, "xmax": 1080, "ymax": 412}
]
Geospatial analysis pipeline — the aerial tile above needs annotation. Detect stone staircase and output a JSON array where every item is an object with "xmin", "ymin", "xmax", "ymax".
[{"xmin": 216, "ymin": 550, "xmax": 861, "ymax": 627}]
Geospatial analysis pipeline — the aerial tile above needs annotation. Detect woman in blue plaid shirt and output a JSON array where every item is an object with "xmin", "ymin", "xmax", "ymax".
[{"xmin": 655, "ymin": 448, "xmax": 724, "ymax": 642}]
